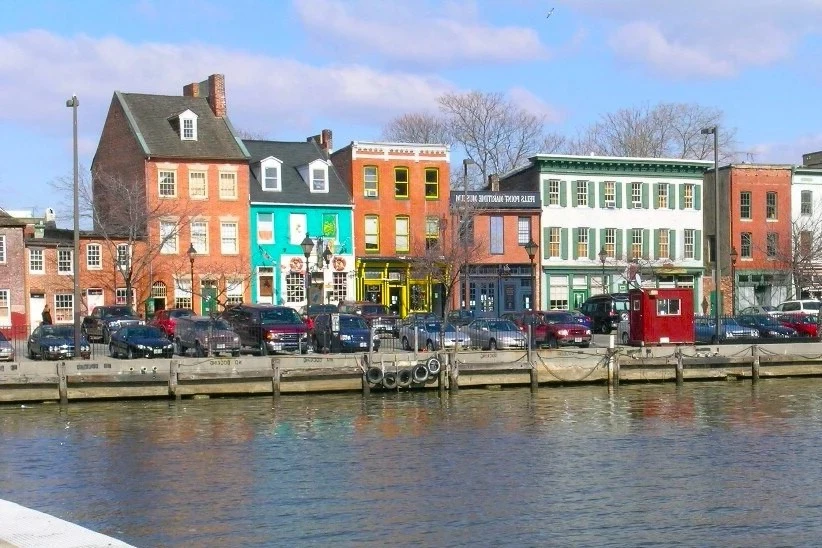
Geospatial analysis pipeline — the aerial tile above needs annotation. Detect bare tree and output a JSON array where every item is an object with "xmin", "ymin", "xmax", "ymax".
[
  {"xmin": 380, "ymin": 112, "xmax": 451, "ymax": 145},
  {"xmin": 568, "ymin": 102, "xmax": 738, "ymax": 163},
  {"xmin": 783, "ymin": 205, "xmax": 822, "ymax": 298},
  {"xmin": 169, "ymin": 255, "xmax": 255, "ymax": 314}
]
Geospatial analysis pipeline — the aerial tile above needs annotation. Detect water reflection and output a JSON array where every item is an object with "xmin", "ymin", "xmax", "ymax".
[{"xmin": 2, "ymin": 380, "xmax": 822, "ymax": 546}]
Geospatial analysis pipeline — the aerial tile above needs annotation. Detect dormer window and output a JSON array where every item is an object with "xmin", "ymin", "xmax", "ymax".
[
  {"xmin": 177, "ymin": 109, "xmax": 198, "ymax": 141},
  {"xmin": 312, "ymin": 168, "xmax": 326, "ymax": 191},
  {"xmin": 259, "ymin": 157, "xmax": 283, "ymax": 192}
]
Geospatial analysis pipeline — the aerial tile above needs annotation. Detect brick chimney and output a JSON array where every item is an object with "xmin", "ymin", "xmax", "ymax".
[
  {"xmin": 307, "ymin": 129, "xmax": 333, "ymax": 153},
  {"xmin": 183, "ymin": 82, "xmax": 200, "ymax": 97},
  {"xmin": 207, "ymin": 74, "xmax": 226, "ymax": 117},
  {"xmin": 489, "ymin": 174, "xmax": 499, "ymax": 192}
]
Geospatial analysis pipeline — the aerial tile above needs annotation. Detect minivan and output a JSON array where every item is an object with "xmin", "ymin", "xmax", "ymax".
[
  {"xmin": 579, "ymin": 293, "xmax": 630, "ymax": 334},
  {"xmin": 775, "ymin": 300, "xmax": 822, "ymax": 315}
]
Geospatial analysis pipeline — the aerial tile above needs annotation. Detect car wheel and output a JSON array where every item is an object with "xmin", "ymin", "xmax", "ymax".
[
  {"xmin": 599, "ymin": 323, "xmax": 611, "ymax": 335},
  {"xmin": 259, "ymin": 341, "xmax": 268, "ymax": 356},
  {"xmin": 231, "ymin": 350, "xmax": 240, "ymax": 357},
  {"xmin": 489, "ymin": 339, "xmax": 497, "ymax": 350},
  {"xmin": 109, "ymin": 344, "xmax": 117, "ymax": 358},
  {"xmin": 580, "ymin": 343, "xmax": 590, "ymax": 348},
  {"xmin": 195, "ymin": 343, "xmax": 207, "ymax": 358},
  {"xmin": 547, "ymin": 336, "xmax": 558, "ymax": 349},
  {"xmin": 402, "ymin": 337, "xmax": 411, "ymax": 351},
  {"xmin": 28, "ymin": 346, "xmax": 36, "ymax": 360},
  {"xmin": 426, "ymin": 340, "xmax": 434, "ymax": 351},
  {"xmin": 102, "ymin": 328, "xmax": 110, "ymax": 344},
  {"xmin": 621, "ymin": 332, "xmax": 629, "ymax": 345},
  {"xmin": 127, "ymin": 347, "xmax": 135, "ymax": 359}
]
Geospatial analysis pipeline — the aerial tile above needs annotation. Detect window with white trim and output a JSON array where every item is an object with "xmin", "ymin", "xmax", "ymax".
[
  {"xmin": 220, "ymin": 222, "xmax": 238, "ymax": 254},
  {"xmin": 549, "ymin": 227, "xmax": 560, "ymax": 258},
  {"xmin": 189, "ymin": 171, "xmax": 207, "ymax": 199},
  {"xmin": 683, "ymin": 184, "xmax": 694, "ymax": 209},
  {"xmin": 604, "ymin": 228, "xmax": 616, "ymax": 258},
  {"xmin": 86, "ymin": 244, "xmax": 101, "ymax": 269},
  {"xmin": 180, "ymin": 111, "xmax": 198, "ymax": 141},
  {"xmin": 29, "ymin": 248, "xmax": 44, "ymax": 273},
  {"xmin": 684, "ymin": 229, "xmax": 695, "ymax": 259},
  {"xmin": 54, "ymin": 293, "xmax": 73, "ymax": 323},
  {"xmin": 115, "ymin": 288, "xmax": 134, "ymax": 306},
  {"xmin": 311, "ymin": 168, "xmax": 327, "ymax": 192},
  {"xmin": 577, "ymin": 227, "xmax": 589, "ymax": 258},
  {"xmin": 801, "ymin": 190, "xmax": 813, "ymax": 216},
  {"xmin": 219, "ymin": 172, "xmax": 237, "ymax": 199},
  {"xmin": 657, "ymin": 185, "xmax": 668, "ymax": 208},
  {"xmin": 604, "ymin": 182, "xmax": 616, "ymax": 207},
  {"xmin": 174, "ymin": 279, "xmax": 192, "ymax": 309},
  {"xmin": 257, "ymin": 212, "xmax": 274, "ymax": 244},
  {"xmin": 191, "ymin": 221, "xmax": 208, "ymax": 254},
  {"xmin": 159, "ymin": 170, "xmax": 176, "ymax": 197},
  {"xmin": 58, "ymin": 249, "xmax": 73, "ymax": 274},
  {"xmin": 741, "ymin": 232, "xmax": 752, "ymax": 258},
  {"xmin": 116, "ymin": 244, "xmax": 130, "ymax": 269},
  {"xmin": 263, "ymin": 166, "xmax": 280, "ymax": 191},
  {"xmin": 630, "ymin": 229, "xmax": 643, "ymax": 260},
  {"xmin": 289, "ymin": 213, "xmax": 306, "ymax": 245},
  {"xmin": 548, "ymin": 180, "xmax": 560, "ymax": 206},
  {"xmin": 226, "ymin": 279, "xmax": 243, "ymax": 305},
  {"xmin": 363, "ymin": 166, "xmax": 378, "ymax": 197},
  {"xmin": 631, "ymin": 183, "xmax": 642, "ymax": 208},
  {"xmin": 577, "ymin": 181, "xmax": 588, "ymax": 207},
  {"xmin": 160, "ymin": 221, "xmax": 177, "ymax": 254},
  {"xmin": 658, "ymin": 230, "xmax": 669, "ymax": 259},
  {"xmin": 333, "ymin": 272, "xmax": 348, "ymax": 302},
  {"xmin": 0, "ymin": 289, "xmax": 9, "ymax": 326},
  {"xmin": 285, "ymin": 272, "xmax": 305, "ymax": 303},
  {"xmin": 518, "ymin": 217, "xmax": 530, "ymax": 245}
]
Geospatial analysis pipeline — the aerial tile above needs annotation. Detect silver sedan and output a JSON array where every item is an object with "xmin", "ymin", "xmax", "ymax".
[
  {"xmin": 398, "ymin": 321, "xmax": 471, "ymax": 351},
  {"xmin": 463, "ymin": 319, "xmax": 528, "ymax": 350}
]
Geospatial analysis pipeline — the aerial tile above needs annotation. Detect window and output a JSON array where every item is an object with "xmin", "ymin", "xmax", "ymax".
[
  {"xmin": 767, "ymin": 232, "xmax": 778, "ymax": 258},
  {"xmin": 175, "ymin": 279, "xmax": 192, "ymax": 309},
  {"xmin": 630, "ymin": 229, "xmax": 642, "ymax": 260},
  {"xmin": 0, "ymin": 289, "xmax": 8, "ymax": 326},
  {"xmin": 801, "ymin": 190, "xmax": 813, "ymax": 216},
  {"xmin": 333, "ymin": 272, "xmax": 348, "ymax": 301},
  {"xmin": 657, "ymin": 184, "xmax": 668, "ymax": 208},
  {"xmin": 364, "ymin": 166, "xmax": 378, "ymax": 197},
  {"xmin": 285, "ymin": 272, "xmax": 305, "ymax": 303},
  {"xmin": 631, "ymin": 183, "xmax": 642, "ymax": 208},
  {"xmin": 189, "ymin": 171, "xmax": 207, "ymax": 198},
  {"xmin": 656, "ymin": 298, "xmax": 681, "ymax": 316},
  {"xmin": 604, "ymin": 228, "xmax": 616, "ymax": 258},
  {"xmin": 159, "ymin": 170, "xmax": 176, "ymax": 197},
  {"xmin": 220, "ymin": 222, "xmax": 238, "ymax": 254},
  {"xmin": 395, "ymin": 216, "xmax": 410, "ymax": 252},
  {"xmin": 54, "ymin": 294, "xmax": 73, "ymax": 323},
  {"xmin": 576, "ymin": 181, "xmax": 588, "ymax": 207},
  {"xmin": 86, "ymin": 244, "xmax": 102, "ymax": 269},
  {"xmin": 548, "ymin": 180, "xmax": 560, "ymax": 206},
  {"xmin": 219, "ymin": 172, "xmax": 237, "ymax": 199},
  {"xmin": 741, "ymin": 232, "xmax": 752, "ymax": 258},
  {"xmin": 394, "ymin": 168, "xmax": 409, "ymax": 198},
  {"xmin": 549, "ymin": 227, "xmax": 561, "ymax": 258},
  {"xmin": 29, "ymin": 249, "xmax": 44, "ymax": 273},
  {"xmin": 658, "ymin": 230, "xmax": 669, "ymax": 259},
  {"xmin": 311, "ymin": 168, "xmax": 327, "ymax": 192},
  {"xmin": 604, "ymin": 182, "xmax": 615, "ymax": 207},
  {"xmin": 425, "ymin": 168, "xmax": 439, "ymax": 199},
  {"xmin": 263, "ymin": 165, "xmax": 280, "ymax": 191},
  {"xmin": 257, "ymin": 212, "xmax": 274, "ymax": 244},
  {"xmin": 683, "ymin": 184, "xmax": 694, "ymax": 209},
  {"xmin": 740, "ymin": 191, "xmax": 751, "ymax": 219},
  {"xmin": 577, "ymin": 227, "xmax": 589, "ymax": 258},
  {"xmin": 116, "ymin": 244, "xmax": 130, "ymax": 269},
  {"xmin": 160, "ymin": 221, "xmax": 177, "ymax": 254},
  {"xmin": 490, "ymin": 216, "xmax": 503, "ymax": 254},
  {"xmin": 517, "ymin": 217, "xmax": 530, "ymax": 245},
  {"xmin": 0, "ymin": 235, "xmax": 5, "ymax": 263},
  {"xmin": 191, "ymin": 221, "xmax": 208, "ymax": 254},
  {"xmin": 58, "ymin": 249, "xmax": 73, "ymax": 274},
  {"xmin": 180, "ymin": 113, "xmax": 197, "ymax": 141},
  {"xmin": 766, "ymin": 192, "xmax": 777, "ymax": 220},
  {"xmin": 684, "ymin": 229, "xmax": 695, "ymax": 259},
  {"xmin": 426, "ymin": 217, "xmax": 441, "ymax": 250},
  {"xmin": 289, "ymin": 213, "xmax": 306, "ymax": 245},
  {"xmin": 115, "ymin": 288, "xmax": 134, "ymax": 306},
  {"xmin": 365, "ymin": 215, "xmax": 379, "ymax": 252},
  {"xmin": 226, "ymin": 279, "xmax": 243, "ymax": 306}
]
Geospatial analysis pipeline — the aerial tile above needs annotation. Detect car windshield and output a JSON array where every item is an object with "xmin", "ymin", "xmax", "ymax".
[
  {"xmin": 362, "ymin": 305, "xmax": 388, "ymax": 315},
  {"xmin": 260, "ymin": 308, "xmax": 302, "ymax": 324},
  {"xmin": 102, "ymin": 307, "xmax": 134, "ymax": 318},
  {"xmin": 340, "ymin": 316, "xmax": 369, "ymax": 329},
  {"xmin": 194, "ymin": 319, "xmax": 232, "ymax": 330},
  {"xmin": 169, "ymin": 309, "xmax": 193, "ymax": 318},
  {"xmin": 128, "ymin": 326, "xmax": 164, "ymax": 338},
  {"xmin": 487, "ymin": 320, "xmax": 519, "ymax": 332},
  {"xmin": 42, "ymin": 325, "xmax": 74, "ymax": 337},
  {"xmin": 544, "ymin": 313, "xmax": 576, "ymax": 324}
]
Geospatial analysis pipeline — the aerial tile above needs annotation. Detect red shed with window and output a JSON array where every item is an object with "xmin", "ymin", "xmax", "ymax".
[{"xmin": 627, "ymin": 288, "xmax": 694, "ymax": 346}]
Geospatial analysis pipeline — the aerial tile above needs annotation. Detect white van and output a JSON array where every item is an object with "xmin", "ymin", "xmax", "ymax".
[{"xmin": 775, "ymin": 300, "xmax": 822, "ymax": 315}]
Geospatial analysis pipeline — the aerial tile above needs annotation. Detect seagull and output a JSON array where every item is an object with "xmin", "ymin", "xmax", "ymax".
[{"xmin": 547, "ymin": 7, "xmax": 554, "ymax": 18}]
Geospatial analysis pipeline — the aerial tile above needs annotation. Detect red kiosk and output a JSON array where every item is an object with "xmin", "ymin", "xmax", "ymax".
[{"xmin": 627, "ymin": 287, "xmax": 694, "ymax": 346}]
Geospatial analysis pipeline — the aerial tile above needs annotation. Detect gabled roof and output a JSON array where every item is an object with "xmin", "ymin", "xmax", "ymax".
[
  {"xmin": 244, "ymin": 140, "xmax": 352, "ymax": 206},
  {"xmin": 116, "ymin": 92, "xmax": 249, "ymax": 160},
  {"xmin": 0, "ymin": 209, "xmax": 27, "ymax": 228}
]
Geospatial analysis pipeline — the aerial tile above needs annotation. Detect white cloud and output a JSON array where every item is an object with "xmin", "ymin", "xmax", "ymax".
[
  {"xmin": 751, "ymin": 134, "xmax": 822, "ymax": 165},
  {"xmin": 508, "ymin": 87, "xmax": 563, "ymax": 123},
  {"xmin": 293, "ymin": 0, "xmax": 550, "ymax": 67}
]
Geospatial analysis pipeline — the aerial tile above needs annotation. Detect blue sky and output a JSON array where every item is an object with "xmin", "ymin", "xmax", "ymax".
[{"xmin": 2, "ymin": 0, "xmax": 822, "ymax": 223}]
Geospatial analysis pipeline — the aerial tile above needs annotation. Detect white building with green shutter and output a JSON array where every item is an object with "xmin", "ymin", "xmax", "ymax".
[{"xmin": 500, "ymin": 154, "xmax": 712, "ymax": 312}]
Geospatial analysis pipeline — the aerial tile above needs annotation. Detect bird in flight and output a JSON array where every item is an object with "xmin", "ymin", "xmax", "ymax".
[{"xmin": 547, "ymin": 7, "xmax": 554, "ymax": 18}]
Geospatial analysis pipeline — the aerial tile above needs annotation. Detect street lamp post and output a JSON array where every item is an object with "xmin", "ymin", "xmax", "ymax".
[
  {"xmin": 301, "ymin": 234, "xmax": 315, "ymax": 307},
  {"xmin": 524, "ymin": 238, "xmax": 538, "ymax": 310},
  {"xmin": 462, "ymin": 158, "xmax": 475, "ymax": 312},
  {"xmin": 730, "ymin": 246, "xmax": 739, "ymax": 315},
  {"xmin": 598, "ymin": 247, "xmax": 608, "ymax": 294},
  {"xmin": 187, "ymin": 243, "xmax": 197, "ymax": 313},
  {"xmin": 702, "ymin": 125, "xmax": 720, "ymax": 342},
  {"xmin": 66, "ymin": 95, "xmax": 81, "ymax": 354},
  {"xmin": 496, "ymin": 264, "xmax": 510, "ymax": 316}
]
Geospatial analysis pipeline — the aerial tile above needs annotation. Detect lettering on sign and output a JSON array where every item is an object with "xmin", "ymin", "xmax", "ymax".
[
  {"xmin": 209, "ymin": 359, "xmax": 244, "ymax": 367},
  {"xmin": 303, "ymin": 357, "xmax": 323, "ymax": 364},
  {"xmin": 76, "ymin": 363, "xmax": 99, "ymax": 370},
  {"xmin": 480, "ymin": 352, "xmax": 498, "ymax": 359}
]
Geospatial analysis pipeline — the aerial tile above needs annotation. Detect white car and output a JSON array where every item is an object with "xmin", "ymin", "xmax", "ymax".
[
  {"xmin": 398, "ymin": 321, "xmax": 470, "ymax": 351},
  {"xmin": 775, "ymin": 300, "xmax": 822, "ymax": 315}
]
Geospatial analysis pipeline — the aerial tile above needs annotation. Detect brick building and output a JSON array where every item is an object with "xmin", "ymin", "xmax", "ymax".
[
  {"xmin": 92, "ymin": 74, "xmax": 251, "ymax": 317},
  {"xmin": 331, "ymin": 142, "xmax": 450, "ymax": 317},
  {"xmin": 0, "ymin": 210, "xmax": 27, "ymax": 331}
]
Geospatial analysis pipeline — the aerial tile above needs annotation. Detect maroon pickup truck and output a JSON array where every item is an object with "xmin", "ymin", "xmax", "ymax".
[{"xmin": 220, "ymin": 304, "xmax": 309, "ymax": 355}]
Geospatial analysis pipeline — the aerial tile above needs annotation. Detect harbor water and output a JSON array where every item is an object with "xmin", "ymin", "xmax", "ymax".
[{"xmin": 2, "ymin": 379, "xmax": 822, "ymax": 546}]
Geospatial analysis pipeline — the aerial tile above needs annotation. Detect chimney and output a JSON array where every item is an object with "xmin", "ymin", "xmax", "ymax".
[
  {"xmin": 307, "ymin": 129, "xmax": 333, "ymax": 153},
  {"xmin": 489, "ymin": 174, "xmax": 499, "ymax": 192},
  {"xmin": 207, "ymin": 74, "xmax": 226, "ymax": 117},
  {"xmin": 183, "ymin": 82, "xmax": 200, "ymax": 97}
]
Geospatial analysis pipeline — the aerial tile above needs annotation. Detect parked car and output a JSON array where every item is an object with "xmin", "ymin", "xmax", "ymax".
[
  {"xmin": 337, "ymin": 301, "xmax": 399, "ymax": 335},
  {"xmin": 579, "ymin": 293, "xmax": 630, "ymax": 334},
  {"xmin": 569, "ymin": 309, "xmax": 593, "ymax": 329},
  {"xmin": 463, "ymin": 318, "xmax": 527, "ymax": 350},
  {"xmin": 174, "ymin": 316, "xmax": 241, "ymax": 357},
  {"xmin": 311, "ymin": 313, "xmax": 380, "ymax": 353},
  {"xmin": 150, "ymin": 308, "xmax": 194, "ymax": 339},
  {"xmin": 298, "ymin": 304, "xmax": 339, "ymax": 332},
  {"xmin": 775, "ymin": 300, "xmax": 822, "ymax": 315},
  {"xmin": 109, "ymin": 325, "xmax": 174, "ymax": 359},
  {"xmin": 446, "ymin": 309, "xmax": 475, "ymax": 327},
  {"xmin": 774, "ymin": 313, "xmax": 819, "ymax": 337},
  {"xmin": 739, "ymin": 305, "xmax": 778, "ymax": 316},
  {"xmin": 0, "ymin": 331, "xmax": 15, "ymax": 361},
  {"xmin": 533, "ymin": 311, "xmax": 592, "ymax": 348},
  {"xmin": 393, "ymin": 312, "xmax": 439, "ymax": 337},
  {"xmin": 221, "ymin": 304, "xmax": 309, "ymax": 355},
  {"xmin": 398, "ymin": 321, "xmax": 471, "ymax": 351},
  {"xmin": 735, "ymin": 314, "xmax": 799, "ymax": 339},
  {"xmin": 694, "ymin": 316, "xmax": 760, "ymax": 343},
  {"xmin": 27, "ymin": 324, "xmax": 91, "ymax": 360},
  {"xmin": 82, "ymin": 305, "xmax": 143, "ymax": 343}
]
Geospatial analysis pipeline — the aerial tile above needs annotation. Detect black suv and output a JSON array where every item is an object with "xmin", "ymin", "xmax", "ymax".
[
  {"xmin": 82, "ymin": 305, "xmax": 143, "ymax": 343},
  {"xmin": 579, "ymin": 293, "xmax": 630, "ymax": 334},
  {"xmin": 311, "ymin": 313, "xmax": 380, "ymax": 353},
  {"xmin": 220, "ymin": 304, "xmax": 308, "ymax": 355}
]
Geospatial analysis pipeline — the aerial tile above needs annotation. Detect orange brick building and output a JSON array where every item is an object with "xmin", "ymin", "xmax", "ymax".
[
  {"xmin": 331, "ymin": 142, "xmax": 451, "ymax": 317},
  {"xmin": 92, "ymin": 74, "xmax": 251, "ymax": 316}
]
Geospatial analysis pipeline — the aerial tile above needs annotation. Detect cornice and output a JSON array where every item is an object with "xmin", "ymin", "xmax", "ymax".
[{"xmin": 533, "ymin": 155, "xmax": 710, "ymax": 179}]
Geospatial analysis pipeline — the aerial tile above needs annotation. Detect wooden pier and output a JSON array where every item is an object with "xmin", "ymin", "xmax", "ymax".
[{"xmin": 3, "ymin": 343, "xmax": 822, "ymax": 403}]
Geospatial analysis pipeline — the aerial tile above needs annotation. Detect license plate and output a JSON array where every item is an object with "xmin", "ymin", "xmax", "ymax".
[
  {"xmin": 216, "ymin": 344, "xmax": 225, "ymax": 349},
  {"xmin": 271, "ymin": 343, "xmax": 283, "ymax": 350},
  {"xmin": 359, "ymin": 342, "xmax": 367, "ymax": 347},
  {"xmin": 574, "ymin": 337, "xmax": 582, "ymax": 343},
  {"xmin": 153, "ymin": 348, "xmax": 162, "ymax": 354}
]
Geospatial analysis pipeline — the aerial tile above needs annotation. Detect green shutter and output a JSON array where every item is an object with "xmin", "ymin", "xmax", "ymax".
[
  {"xmin": 588, "ymin": 183, "xmax": 596, "ymax": 209},
  {"xmin": 643, "ymin": 229, "xmax": 650, "ymax": 259},
  {"xmin": 679, "ymin": 184, "xmax": 686, "ymax": 210},
  {"xmin": 571, "ymin": 181, "xmax": 578, "ymax": 207},
  {"xmin": 543, "ymin": 227, "xmax": 551, "ymax": 259},
  {"xmin": 653, "ymin": 229, "xmax": 660, "ymax": 258},
  {"xmin": 616, "ymin": 229, "xmax": 624, "ymax": 260},
  {"xmin": 599, "ymin": 182, "xmax": 606, "ymax": 208},
  {"xmin": 694, "ymin": 186, "xmax": 702, "ymax": 210},
  {"xmin": 668, "ymin": 183, "xmax": 676, "ymax": 209},
  {"xmin": 572, "ymin": 228, "xmax": 579, "ymax": 258},
  {"xmin": 669, "ymin": 230, "xmax": 677, "ymax": 260},
  {"xmin": 542, "ymin": 180, "xmax": 549, "ymax": 205},
  {"xmin": 653, "ymin": 184, "xmax": 660, "ymax": 209},
  {"xmin": 588, "ymin": 228, "xmax": 597, "ymax": 260},
  {"xmin": 642, "ymin": 183, "xmax": 650, "ymax": 209},
  {"xmin": 695, "ymin": 230, "xmax": 702, "ymax": 260},
  {"xmin": 560, "ymin": 182, "xmax": 568, "ymax": 207},
  {"xmin": 600, "ymin": 228, "xmax": 607, "ymax": 253},
  {"xmin": 561, "ymin": 228, "xmax": 569, "ymax": 259},
  {"xmin": 615, "ymin": 182, "xmax": 623, "ymax": 208}
]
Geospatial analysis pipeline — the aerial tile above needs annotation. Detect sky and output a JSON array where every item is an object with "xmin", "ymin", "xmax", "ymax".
[{"xmin": 2, "ymin": 0, "xmax": 822, "ymax": 224}]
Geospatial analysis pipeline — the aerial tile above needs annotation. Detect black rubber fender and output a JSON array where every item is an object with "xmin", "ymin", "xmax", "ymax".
[
  {"xmin": 426, "ymin": 357, "xmax": 441, "ymax": 376},
  {"xmin": 382, "ymin": 371, "xmax": 398, "ymax": 389},
  {"xmin": 366, "ymin": 366, "xmax": 384, "ymax": 385},
  {"xmin": 397, "ymin": 368, "xmax": 413, "ymax": 387},
  {"xmin": 412, "ymin": 363, "xmax": 429, "ymax": 383}
]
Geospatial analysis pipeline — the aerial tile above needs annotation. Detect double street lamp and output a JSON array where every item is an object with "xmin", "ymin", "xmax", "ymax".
[{"xmin": 301, "ymin": 234, "xmax": 315, "ymax": 306}]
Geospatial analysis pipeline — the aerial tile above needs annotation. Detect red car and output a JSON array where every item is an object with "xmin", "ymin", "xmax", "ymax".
[
  {"xmin": 503, "ymin": 310, "xmax": 592, "ymax": 348},
  {"xmin": 775, "ymin": 313, "xmax": 819, "ymax": 337},
  {"xmin": 150, "ymin": 308, "xmax": 194, "ymax": 339}
]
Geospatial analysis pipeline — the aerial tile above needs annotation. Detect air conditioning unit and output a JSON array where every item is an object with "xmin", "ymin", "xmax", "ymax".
[
  {"xmin": 605, "ymin": 201, "xmax": 615, "ymax": 209},
  {"xmin": 364, "ymin": 189, "xmax": 377, "ymax": 197}
]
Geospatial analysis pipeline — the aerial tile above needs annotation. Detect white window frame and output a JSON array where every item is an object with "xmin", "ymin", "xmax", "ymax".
[
  {"xmin": 658, "ymin": 185, "xmax": 668, "ymax": 208},
  {"xmin": 631, "ymin": 182, "xmax": 642, "ymax": 208},
  {"xmin": 577, "ymin": 227, "xmax": 589, "ymax": 258},
  {"xmin": 220, "ymin": 222, "xmax": 239, "ymax": 255},
  {"xmin": 116, "ymin": 244, "xmax": 131, "ymax": 270},
  {"xmin": 658, "ymin": 230, "xmax": 669, "ymax": 260},
  {"xmin": 191, "ymin": 221, "xmax": 208, "ymax": 255},
  {"xmin": 189, "ymin": 171, "xmax": 207, "ymax": 199},
  {"xmin": 549, "ymin": 227, "xmax": 561, "ymax": 258},
  {"xmin": 517, "ymin": 217, "xmax": 530, "ymax": 245},
  {"xmin": 548, "ymin": 180, "xmax": 560, "ymax": 206},
  {"xmin": 158, "ymin": 170, "xmax": 177, "ymax": 198},
  {"xmin": 57, "ymin": 249, "xmax": 73, "ymax": 275},
  {"xmin": 54, "ymin": 293, "xmax": 73, "ymax": 323},
  {"xmin": 160, "ymin": 221, "xmax": 178, "ymax": 254},
  {"xmin": 219, "ymin": 171, "xmax": 237, "ymax": 200},
  {"xmin": 29, "ymin": 248, "xmax": 44, "ymax": 274},
  {"xmin": 285, "ymin": 272, "xmax": 305, "ymax": 303},
  {"xmin": 577, "ymin": 181, "xmax": 588, "ymax": 207},
  {"xmin": 0, "ymin": 289, "xmax": 9, "ymax": 326},
  {"xmin": 631, "ymin": 229, "xmax": 643, "ymax": 260},
  {"xmin": 257, "ymin": 212, "xmax": 274, "ymax": 244},
  {"xmin": 115, "ymin": 287, "xmax": 135, "ymax": 306},
  {"xmin": 684, "ymin": 229, "xmax": 695, "ymax": 259},
  {"xmin": 261, "ymin": 158, "xmax": 282, "ymax": 191},
  {"xmin": 226, "ymin": 279, "xmax": 243, "ymax": 305},
  {"xmin": 311, "ymin": 164, "xmax": 328, "ymax": 193},
  {"xmin": 179, "ymin": 110, "xmax": 198, "ymax": 141},
  {"xmin": 683, "ymin": 184, "xmax": 694, "ymax": 209},
  {"xmin": 363, "ymin": 166, "xmax": 378, "ymax": 197},
  {"xmin": 604, "ymin": 228, "xmax": 616, "ymax": 258},
  {"xmin": 604, "ymin": 182, "xmax": 616, "ymax": 208},
  {"xmin": 333, "ymin": 272, "xmax": 348, "ymax": 302},
  {"xmin": 86, "ymin": 243, "xmax": 102, "ymax": 270},
  {"xmin": 174, "ymin": 278, "xmax": 192, "ymax": 309}
]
